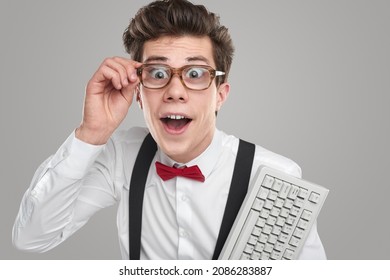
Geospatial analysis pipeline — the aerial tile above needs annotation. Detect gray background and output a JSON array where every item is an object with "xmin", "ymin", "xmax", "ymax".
[{"xmin": 1, "ymin": 0, "xmax": 389, "ymax": 259}]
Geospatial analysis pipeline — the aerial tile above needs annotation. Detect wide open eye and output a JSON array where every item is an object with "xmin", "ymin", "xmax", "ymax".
[
  {"xmin": 148, "ymin": 67, "xmax": 170, "ymax": 80},
  {"xmin": 185, "ymin": 67, "xmax": 207, "ymax": 80}
]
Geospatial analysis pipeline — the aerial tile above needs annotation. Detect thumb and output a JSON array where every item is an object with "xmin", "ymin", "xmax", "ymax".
[
  {"xmin": 121, "ymin": 85, "xmax": 137, "ymax": 106},
  {"xmin": 120, "ymin": 82, "xmax": 138, "ymax": 106},
  {"xmin": 121, "ymin": 61, "xmax": 142, "ymax": 105}
]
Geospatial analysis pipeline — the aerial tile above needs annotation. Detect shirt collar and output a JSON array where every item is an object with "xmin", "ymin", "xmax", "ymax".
[{"xmin": 156, "ymin": 129, "xmax": 223, "ymax": 180}]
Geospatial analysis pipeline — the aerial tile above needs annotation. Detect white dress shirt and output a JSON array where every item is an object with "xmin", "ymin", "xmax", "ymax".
[{"xmin": 13, "ymin": 127, "xmax": 326, "ymax": 259}]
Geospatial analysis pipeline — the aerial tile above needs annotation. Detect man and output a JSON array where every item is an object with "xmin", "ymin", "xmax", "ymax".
[{"xmin": 13, "ymin": 0, "xmax": 326, "ymax": 259}]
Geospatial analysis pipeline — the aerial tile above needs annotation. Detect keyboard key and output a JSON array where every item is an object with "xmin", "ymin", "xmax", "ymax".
[
  {"xmin": 301, "ymin": 210, "xmax": 313, "ymax": 221},
  {"xmin": 264, "ymin": 243, "xmax": 273, "ymax": 253},
  {"xmin": 309, "ymin": 192, "xmax": 321, "ymax": 203},
  {"xmin": 282, "ymin": 224, "xmax": 294, "ymax": 235},
  {"xmin": 240, "ymin": 253, "xmax": 251, "ymax": 260},
  {"xmin": 268, "ymin": 190, "xmax": 278, "ymax": 201},
  {"xmin": 297, "ymin": 219, "xmax": 309, "ymax": 230},
  {"xmin": 298, "ymin": 188, "xmax": 309, "ymax": 199},
  {"xmin": 252, "ymin": 226, "xmax": 262, "ymax": 237},
  {"xmin": 264, "ymin": 200, "xmax": 274, "ymax": 210},
  {"xmin": 244, "ymin": 244, "xmax": 255, "ymax": 254},
  {"xmin": 293, "ymin": 227, "xmax": 305, "ymax": 238},
  {"xmin": 251, "ymin": 250, "xmax": 261, "ymax": 260},
  {"xmin": 272, "ymin": 179, "xmax": 283, "ymax": 192},
  {"xmin": 276, "ymin": 216, "xmax": 286, "ymax": 227},
  {"xmin": 294, "ymin": 198, "xmax": 304, "ymax": 208},
  {"xmin": 270, "ymin": 207, "xmax": 281, "ymax": 217},
  {"xmin": 283, "ymin": 249, "xmax": 295, "ymax": 260},
  {"xmin": 262, "ymin": 175, "xmax": 274, "ymax": 188},
  {"xmin": 288, "ymin": 185, "xmax": 300, "ymax": 200},
  {"xmin": 255, "ymin": 242, "xmax": 265, "ymax": 252},
  {"xmin": 267, "ymin": 234, "xmax": 278, "ymax": 245},
  {"xmin": 283, "ymin": 199, "xmax": 294, "ymax": 209},
  {"xmin": 271, "ymin": 250, "xmax": 282, "ymax": 260},
  {"xmin": 266, "ymin": 215, "xmax": 277, "ymax": 226},
  {"xmin": 272, "ymin": 225, "xmax": 282, "ymax": 235},
  {"xmin": 278, "ymin": 233, "xmax": 289, "ymax": 243},
  {"xmin": 261, "ymin": 252, "xmax": 270, "ymax": 260},
  {"xmin": 290, "ymin": 206, "xmax": 300, "ymax": 217},
  {"xmin": 256, "ymin": 217, "xmax": 266, "ymax": 228},
  {"xmin": 259, "ymin": 233, "xmax": 269, "ymax": 243},
  {"xmin": 274, "ymin": 197, "xmax": 285, "ymax": 208},
  {"xmin": 260, "ymin": 209, "xmax": 270, "ymax": 219},
  {"xmin": 263, "ymin": 224, "xmax": 273, "ymax": 235},
  {"xmin": 289, "ymin": 236, "xmax": 301, "ymax": 247},
  {"xmin": 285, "ymin": 215, "xmax": 296, "ymax": 226},
  {"xmin": 248, "ymin": 235, "xmax": 258, "ymax": 245},
  {"xmin": 257, "ymin": 188, "xmax": 269, "ymax": 199},
  {"xmin": 274, "ymin": 241, "xmax": 284, "ymax": 252},
  {"xmin": 280, "ymin": 208, "xmax": 289, "ymax": 218},
  {"xmin": 252, "ymin": 198, "xmax": 265, "ymax": 211},
  {"xmin": 279, "ymin": 182, "xmax": 291, "ymax": 199}
]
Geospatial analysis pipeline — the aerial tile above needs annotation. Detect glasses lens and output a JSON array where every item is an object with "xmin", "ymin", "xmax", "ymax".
[
  {"xmin": 182, "ymin": 66, "xmax": 211, "ymax": 90},
  {"xmin": 142, "ymin": 65, "xmax": 171, "ymax": 89}
]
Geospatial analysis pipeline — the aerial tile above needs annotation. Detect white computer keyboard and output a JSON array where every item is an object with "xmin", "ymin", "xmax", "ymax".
[{"xmin": 219, "ymin": 166, "xmax": 329, "ymax": 260}]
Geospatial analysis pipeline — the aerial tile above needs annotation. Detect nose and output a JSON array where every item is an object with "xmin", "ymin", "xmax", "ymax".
[{"xmin": 163, "ymin": 74, "xmax": 189, "ymax": 102}]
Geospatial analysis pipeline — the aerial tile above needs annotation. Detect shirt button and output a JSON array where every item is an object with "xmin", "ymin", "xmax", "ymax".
[
  {"xmin": 179, "ymin": 229, "xmax": 189, "ymax": 238},
  {"xmin": 181, "ymin": 195, "xmax": 189, "ymax": 202},
  {"xmin": 62, "ymin": 149, "xmax": 68, "ymax": 158}
]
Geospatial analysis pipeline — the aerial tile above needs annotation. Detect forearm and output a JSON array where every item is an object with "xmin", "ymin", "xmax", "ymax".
[
  {"xmin": 12, "ymin": 132, "xmax": 107, "ymax": 252},
  {"xmin": 12, "ymin": 174, "xmax": 85, "ymax": 252}
]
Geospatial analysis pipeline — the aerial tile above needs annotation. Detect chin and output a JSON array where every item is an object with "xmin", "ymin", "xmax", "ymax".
[{"xmin": 160, "ymin": 139, "xmax": 191, "ymax": 162}]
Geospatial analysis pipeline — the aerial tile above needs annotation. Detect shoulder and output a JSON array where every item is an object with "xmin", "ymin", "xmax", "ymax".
[
  {"xmin": 219, "ymin": 130, "xmax": 302, "ymax": 178},
  {"xmin": 104, "ymin": 127, "xmax": 150, "ymax": 188},
  {"xmin": 111, "ymin": 126, "xmax": 149, "ymax": 144},
  {"xmin": 253, "ymin": 144, "xmax": 302, "ymax": 178},
  {"xmin": 107, "ymin": 126, "xmax": 150, "ymax": 160},
  {"xmin": 110, "ymin": 126, "xmax": 150, "ymax": 150}
]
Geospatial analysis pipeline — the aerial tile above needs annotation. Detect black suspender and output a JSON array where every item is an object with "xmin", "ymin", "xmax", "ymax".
[
  {"xmin": 128, "ymin": 133, "xmax": 157, "ymax": 260},
  {"xmin": 211, "ymin": 138, "xmax": 255, "ymax": 259},
  {"xmin": 128, "ymin": 133, "xmax": 255, "ymax": 260}
]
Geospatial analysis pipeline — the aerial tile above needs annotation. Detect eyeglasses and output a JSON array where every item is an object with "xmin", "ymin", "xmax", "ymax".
[{"xmin": 137, "ymin": 64, "xmax": 225, "ymax": 91}]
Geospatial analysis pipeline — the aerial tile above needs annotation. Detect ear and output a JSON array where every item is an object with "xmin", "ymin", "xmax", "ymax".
[
  {"xmin": 216, "ymin": 82, "xmax": 230, "ymax": 111},
  {"xmin": 135, "ymin": 85, "xmax": 143, "ymax": 110}
]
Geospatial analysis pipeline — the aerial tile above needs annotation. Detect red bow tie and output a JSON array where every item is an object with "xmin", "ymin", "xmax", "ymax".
[{"xmin": 155, "ymin": 161, "xmax": 205, "ymax": 182}]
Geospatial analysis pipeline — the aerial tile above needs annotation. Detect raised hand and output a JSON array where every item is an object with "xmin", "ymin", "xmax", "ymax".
[{"xmin": 76, "ymin": 57, "xmax": 143, "ymax": 145}]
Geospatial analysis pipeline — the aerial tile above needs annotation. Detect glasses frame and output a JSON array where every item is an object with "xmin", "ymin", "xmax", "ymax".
[{"xmin": 136, "ymin": 63, "xmax": 225, "ymax": 91}]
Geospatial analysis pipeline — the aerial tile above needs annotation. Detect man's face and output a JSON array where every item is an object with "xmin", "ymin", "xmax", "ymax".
[{"xmin": 138, "ymin": 35, "xmax": 230, "ymax": 163}]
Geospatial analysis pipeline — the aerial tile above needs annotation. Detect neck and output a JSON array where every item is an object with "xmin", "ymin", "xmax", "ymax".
[{"xmin": 167, "ymin": 129, "xmax": 216, "ymax": 164}]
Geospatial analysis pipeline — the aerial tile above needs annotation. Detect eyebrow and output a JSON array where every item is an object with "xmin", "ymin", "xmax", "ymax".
[
  {"xmin": 143, "ymin": 55, "xmax": 210, "ymax": 65},
  {"xmin": 186, "ymin": 56, "xmax": 210, "ymax": 64},
  {"xmin": 143, "ymin": 56, "xmax": 168, "ymax": 63}
]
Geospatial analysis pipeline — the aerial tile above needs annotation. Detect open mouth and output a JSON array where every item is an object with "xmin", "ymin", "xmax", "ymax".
[{"xmin": 161, "ymin": 114, "xmax": 192, "ymax": 133}]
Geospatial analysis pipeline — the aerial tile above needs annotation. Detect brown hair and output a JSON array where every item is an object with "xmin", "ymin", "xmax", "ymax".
[{"xmin": 122, "ymin": 0, "xmax": 234, "ymax": 85}]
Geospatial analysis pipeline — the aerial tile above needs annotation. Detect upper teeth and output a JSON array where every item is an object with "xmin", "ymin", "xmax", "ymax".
[{"xmin": 167, "ymin": 115, "xmax": 185, "ymax": 120}]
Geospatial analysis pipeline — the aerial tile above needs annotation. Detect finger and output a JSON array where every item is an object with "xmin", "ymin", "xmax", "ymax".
[
  {"xmin": 89, "ymin": 57, "xmax": 142, "ymax": 93},
  {"xmin": 112, "ymin": 57, "xmax": 143, "ymax": 83},
  {"xmin": 98, "ymin": 65, "xmax": 124, "ymax": 90},
  {"xmin": 103, "ymin": 57, "xmax": 132, "ymax": 88}
]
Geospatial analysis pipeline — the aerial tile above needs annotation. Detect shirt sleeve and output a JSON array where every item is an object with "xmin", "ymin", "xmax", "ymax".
[
  {"xmin": 12, "ymin": 131, "xmax": 118, "ymax": 252},
  {"xmin": 297, "ymin": 222, "xmax": 327, "ymax": 259}
]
